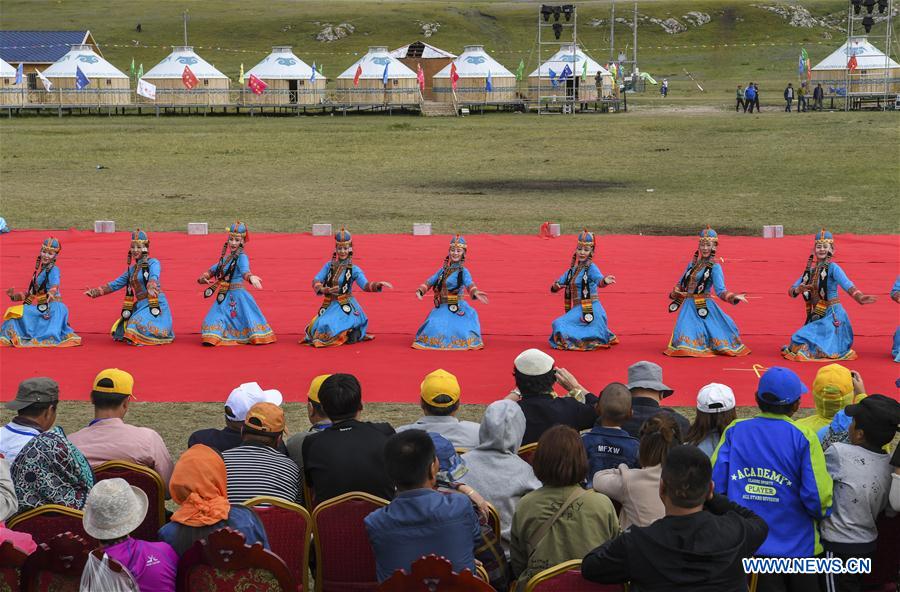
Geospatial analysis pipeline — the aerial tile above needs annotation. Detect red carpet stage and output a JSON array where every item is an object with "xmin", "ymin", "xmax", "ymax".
[{"xmin": 1, "ymin": 231, "xmax": 897, "ymax": 407}]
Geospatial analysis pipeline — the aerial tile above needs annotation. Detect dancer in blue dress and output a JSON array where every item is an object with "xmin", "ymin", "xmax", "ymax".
[
  {"xmin": 664, "ymin": 227, "xmax": 750, "ymax": 357},
  {"xmin": 782, "ymin": 230, "xmax": 876, "ymax": 362},
  {"xmin": 1, "ymin": 237, "xmax": 81, "ymax": 347},
  {"xmin": 84, "ymin": 230, "xmax": 175, "ymax": 346},
  {"xmin": 198, "ymin": 222, "xmax": 275, "ymax": 346},
  {"xmin": 548, "ymin": 230, "xmax": 618, "ymax": 351},
  {"xmin": 304, "ymin": 228, "xmax": 392, "ymax": 347},
  {"xmin": 892, "ymin": 277, "xmax": 900, "ymax": 362},
  {"xmin": 412, "ymin": 235, "xmax": 488, "ymax": 350}
]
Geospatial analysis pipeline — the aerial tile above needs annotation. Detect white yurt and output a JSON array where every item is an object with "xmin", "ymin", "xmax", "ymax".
[
  {"xmin": 243, "ymin": 46, "xmax": 326, "ymax": 106},
  {"xmin": 40, "ymin": 44, "xmax": 130, "ymax": 105},
  {"xmin": 335, "ymin": 46, "xmax": 418, "ymax": 106},
  {"xmin": 140, "ymin": 46, "xmax": 230, "ymax": 105},
  {"xmin": 528, "ymin": 44, "xmax": 612, "ymax": 103},
  {"xmin": 391, "ymin": 41, "xmax": 455, "ymax": 100},
  {"xmin": 0, "ymin": 58, "xmax": 23, "ymax": 106},
  {"xmin": 433, "ymin": 45, "xmax": 517, "ymax": 104},
  {"xmin": 810, "ymin": 36, "xmax": 900, "ymax": 94}
]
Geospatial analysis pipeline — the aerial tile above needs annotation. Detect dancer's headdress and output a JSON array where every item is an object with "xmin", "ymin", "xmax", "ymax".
[
  {"xmin": 40, "ymin": 237, "xmax": 61, "ymax": 255},
  {"xmin": 128, "ymin": 229, "xmax": 149, "ymax": 265},
  {"xmin": 228, "ymin": 221, "xmax": 249, "ymax": 244}
]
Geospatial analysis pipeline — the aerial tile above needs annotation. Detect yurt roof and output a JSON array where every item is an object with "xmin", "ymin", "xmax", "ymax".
[
  {"xmin": 143, "ymin": 46, "xmax": 229, "ymax": 79},
  {"xmin": 246, "ymin": 46, "xmax": 325, "ymax": 80},
  {"xmin": 337, "ymin": 46, "xmax": 416, "ymax": 79},
  {"xmin": 812, "ymin": 37, "xmax": 900, "ymax": 70},
  {"xmin": 42, "ymin": 45, "xmax": 128, "ymax": 79},
  {"xmin": 529, "ymin": 45, "xmax": 610, "ymax": 77},
  {"xmin": 390, "ymin": 41, "xmax": 456, "ymax": 59},
  {"xmin": 0, "ymin": 58, "xmax": 15, "ymax": 77},
  {"xmin": 434, "ymin": 45, "xmax": 515, "ymax": 78}
]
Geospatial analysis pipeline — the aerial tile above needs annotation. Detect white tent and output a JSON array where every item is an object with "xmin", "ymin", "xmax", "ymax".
[
  {"xmin": 246, "ymin": 46, "xmax": 323, "ymax": 80},
  {"xmin": 433, "ymin": 45, "xmax": 518, "ymax": 103},
  {"xmin": 434, "ymin": 45, "xmax": 514, "ymax": 79},
  {"xmin": 42, "ymin": 45, "xmax": 128, "ymax": 80},
  {"xmin": 0, "ymin": 58, "xmax": 15, "ymax": 78},
  {"xmin": 810, "ymin": 37, "xmax": 900, "ymax": 95},
  {"xmin": 142, "ymin": 46, "xmax": 228, "ymax": 80},
  {"xmin": 39, "ymin": 44, "xmax": 129, "ymax": 105},
  {"xmin": 390, "ymin": 42, "xmax": 456, "ymax": 60},
  {"xmin": 140, "ymin": 46, "xmax": 229, "ymax": 105},
  {"xmin": 811, "ymin": 36, "xmax": 900, "ymax": 70},
  {"xmin": 243, "ymin": 46, "xmax": 326, "ymax": 106},
  {"xmin": 529, "ymin": 44, "xmax": 611, "ymax": 78},
  {"xmin": 0, "ymin": 57, "xmax": 22, "ymax": 106},
  {"xmin": 335, "ymin": 47, "xmax": 418, "ymax": 105},
  {"xmin": 337, "ymin": 46, "xmax": 416, "ymax": 80},
  {"xmin": 527, "ymin": 44, "xmax": 612, "ymax": 103}
]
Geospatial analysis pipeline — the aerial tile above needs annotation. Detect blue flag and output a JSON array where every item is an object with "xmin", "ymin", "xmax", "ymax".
[
  {"xmin": 548, "ymin": 67, "xmax": 558, "ymax": 88},
  {"xmin": 14, "ymin": 63, "xmax": 23, "ymax": 85},
  {"xmin": 75, "ymin": 66, "xmax": 90, "ymax": 90},
  {"xmin": 382, "ymin": 62, "xmax": 389, "ymax": 85},
  {"xmin": 560, "ymin": 64, "xmax": 573, "ymax": 80},
  {"xmin": 485, "ymin": 70, "xmax": 493, "ymax": 92},
  {"xmin": 310, "ymin": 62, "xmax": 317, "ymax": 83}
]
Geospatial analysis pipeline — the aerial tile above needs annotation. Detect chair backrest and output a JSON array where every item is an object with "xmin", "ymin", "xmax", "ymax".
[
  {"xmin": 517, "ymin": 443, "xmax": 539, "ymax": 466},
  {"xmin": 525, "ymin": 560, "xmax": 627, "ymax": 592},
  {"xmin": 302, "ymin": 479, "xmax": 316, "ymax": 512},
  {"xmin": 244, "ymin": 495, "xmax": 312, "ymax": 591},
  {"xmin": 6, "ymin": 504, "xmax": 95, "ymax": 547},
  {"xmin": 20, "ymin": 532, "xmax": 91, "ymax": 592},
  {"xmin": 94, "ymin": 460, "xmax": 166, "ymax": 542},
  {"xmin": 485, "ymin": 503, "xmax": 501, "ymax": 541},
  {"xmin": 377, "ymin": 554, "xmax": 494, "ymax": 591},
  {"xmin": 176, "ymin": 527, "xmax": 295, "ymax": 592},
  {"xmin": 0, "ymin": 540, "xmax": 29, "ymax": 592},
  {"xmin": 311, "ymin": 491, "xmax": 389, "ymax": 592}
]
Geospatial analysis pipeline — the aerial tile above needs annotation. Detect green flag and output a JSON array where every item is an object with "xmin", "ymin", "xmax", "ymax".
[
  {"xmin": 239, "ymin": 63, "xmax": 245, "ymax": 84},
  {"xmin": 137, "ymin": 63, "xmax": 143, "ymax": 79},
  {"xmin": 581, "ymin": 59, "xmax": 587, "ymax": 80},
  {"xmin": 130, "ymin": 58, "xmax": 135, "ymax": 78},
  {"xmin": 515, "ymin": 59, "xmax": 525, "ymax": 81},
  {"xmin": 318, "ymin": 63, "xmax": 324, "ymax": 76}
]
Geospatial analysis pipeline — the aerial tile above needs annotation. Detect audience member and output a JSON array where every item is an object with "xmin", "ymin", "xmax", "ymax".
[
  {"xmin": 396, "ymin": 369, "xmax": 480, "ymax": 449},
  {"xmin": 82, "ymin": 478, "xmax": 177, "ymax": 592},
  {"xmin": 890, "ymin": 446, "xmax": 900, "ymax": 512},
  {"xmin": 222, "ymin": 402, "xmax": 301, "ymax": 504},
  {"xmin": 0, "ymin": 457, "xmax": 36, "ymax": 554},
  {"xmin": 159, "ymin": 444, "xmax": 268, "ymax": 556},
  {"xmin": 11, "ymin": 425, "xmax": 94, "ymax": 513},
  {"xmin": 621, "ymin": 361, "xmax": 690, "ymax": 439},
  {"xmin": 429, "ymin": 432, "xmax": 471, "ymax": 487},
  {"xmin": 365, "ymin": 430, "xmax": 481, "ymax": 583},
  {"xmin": 461, "ymin": 400, "xmax": 541, "ymax": 544},
  {"xmin": 188, "ymin": 382, "xmax": 283, "ymax": 453},
  {"xmin": 301, "ymin": 374, "xmax": 395, "ymax": 504},
  {"xmin": 582, "ymin": 382, "xmax": 639, "ymax": 478},
  {"xmin": 1, "ymin": 377, "xmax": 60, "ymax": 464},
  {"xmin": 712, "ymin": 366, "xmax": 832, "ymax": 592},
  {"xmin": 796, "ymin": 364, "xmax": 860, "ymax": 433},
  {"xmin": 511, "ymin": 426, "xmax": 619, "ymax": 588},
  {"xmin": 820, "ymin": 395, "xmax": 898, "ymax": 592},
  {"xmin": 68, "ymin": 369, "xmax": 174, "ymax": 486},
  {"xmin": 285, "ymin": 374, "xmax": 333, "ymax": 474},
  {"xmin": 582, "ymin": 445, "xmax": 768, "ymax": 591},
  {"xmin": 508, "ymin": 349, "xmax": 597, "ymax": 445},
  {"xmin": 684, "ymin": 383, "xmax": 737, "ymax": 457},
  {"xmin": 594, "ymin": 413, "xmax": 682, "ymax": 529}
]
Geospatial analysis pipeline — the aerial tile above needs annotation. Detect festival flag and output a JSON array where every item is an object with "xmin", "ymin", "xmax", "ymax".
[
  {"xmin": 310, "ymin": 62, "xmax": 317, "ymax": 83},
  {"xmin": 182, "ymin": 65, "xmax": 198, "ymax": 90},
  {"xmin": 548, "ymin": 67, "xmax": 558, "ymax": 88},
  {"xmin": 36, "ymin": 68, "xmax": 53, "ymax": 91},
  {"xmin": 130, "ymin": 57, "xmax": 135, "ymax": 78},
  {"xmin": 847, "ymin": 55, "xmax": 858, "ymax": 72},
  {"xmin": 416, "ymin": 63, "xmax": 425, "ymax": 92},
  {"xmin": 581, "ymin": 59, "xmax": 588, "ymax": 81},
  {"xmin": 75, "ymin": 66, "xmax": 91, "ymax": 90},
  {"xmin": 801, "ymin": 48, "xmax": 811, "ymax": 81},
  {"xmin": 248, "ymin": 73, "xmax": 268, "ymax": 95},
  {"xmin": 560, "ymin": 64, "xmax": 572, "ymax": 80},
  {"xmin": 382, "ymin": 61, "xmax": 389, "ymax": 85},
  {"xmin": 137, "ymin": 78, "xmax": 156, "ymax": 100},
  {"xmin": 450, "ymin": 62, "xmax": 459, "ymax": 90},
  {"xmin": 14, "ymin": 63, "xmax": 23, "ymax": 85},
  {"xmin": 238, "ymin": 63, "xmax": 245, "ymax": 84},
  {"xmin": 137, "ymin": 63, "xmax": 143, "ymax": 79},
  {"xmin": 486, "ymin": 70, "xmax": 493, "ymax": 92},
  {"xmin": 353, "ymin": 64, "xmax": 363, "ymax": 87},
  {"xmin": 515, "ymin": 59, "xmax": 525, "ymax": 81}
]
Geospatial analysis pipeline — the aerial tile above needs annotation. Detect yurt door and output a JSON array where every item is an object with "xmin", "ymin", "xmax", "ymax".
[{"xmin": 289, "ymin": 79, "xmax": 298, "ymax": 104}]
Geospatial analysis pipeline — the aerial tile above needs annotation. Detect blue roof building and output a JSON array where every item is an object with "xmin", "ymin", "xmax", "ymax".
[{"xmin": 0, "ymin": 30, "xmax": 100, "ymax": 66}]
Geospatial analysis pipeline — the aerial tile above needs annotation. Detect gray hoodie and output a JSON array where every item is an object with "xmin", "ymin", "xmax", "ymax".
[{"xmin": 460, "ymin": 400, "xmax": 541, "ymax": 544}]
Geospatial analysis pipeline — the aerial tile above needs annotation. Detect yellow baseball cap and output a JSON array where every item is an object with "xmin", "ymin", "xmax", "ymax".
[
  {"xmin": 308, "ymin": 374, "xmax": 332, "ymax": 404},
  {"xmin": 420, "ymin": 369, "xmax": 460, "ymax": 407},
  {"xmin": 91, "ymin": 368, "xmax": 136, "ymax": 399}
]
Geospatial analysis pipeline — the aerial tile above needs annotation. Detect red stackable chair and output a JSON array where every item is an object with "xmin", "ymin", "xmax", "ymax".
[{"xmin": 243, "ymin": 495, "xmax": 312, "ymax": 591}]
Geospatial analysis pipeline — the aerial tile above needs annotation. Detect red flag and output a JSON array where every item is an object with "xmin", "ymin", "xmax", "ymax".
[
  {"xmin": 248, "ymin": 74, "xmax": 268, "ymax": 95},
  {"xmin": 353, "ymin": 64, "xmax": 363, "ymax": 87},
  {"xmin": 182, "ymin": 65, "xmax": 198, "ymax": 90},
  {"xmin": 847, "ymin": 55, "xmax": 858, "ymax": 72},
  {"xmin": 450, "ymin": 63, "xmax": 460, "ymax": 90},
  {"xmin": 416, "ymin": 63, "xmax": 425, "ymax": 92}
]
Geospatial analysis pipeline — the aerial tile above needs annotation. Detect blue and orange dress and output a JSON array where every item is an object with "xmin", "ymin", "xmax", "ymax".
[
  {"xmin": 1, "ymin": 238, "xmax": 81, "ymax": 347},
  {"xmin": 892, "ymin": 276, "xmax": 900, "ymax": 363},
  {"xmin": 664, "ymin": 228, "xmax": 749, "ymax": 357}
]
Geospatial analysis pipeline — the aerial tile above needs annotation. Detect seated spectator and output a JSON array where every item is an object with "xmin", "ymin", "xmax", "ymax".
[
  {"xmin": 222, "ymin": 402, "xmax": 301, "ymax": 504},
  {"xmin": 302, "ymin": 374, "xmax": 395, "ymax": 503},
  {"xmin": 622, "ymin": 361, "xmax": 690, "ymax": 439},
  {"xmin": 795, "ymin": 363, "xmax": 859, "ymax": 433},
  {"xmin": 429, "ymin": 432, "xmax": 471, "ymax": 487},
  {"xmin": 817, "ymin": 370, "xmax": 869, "ymax": 449},
  {"xmin": 594, "ymin": 413, "xmax": 681, "ymax": 530},
  {"xmin": 891, "ymin": 446, "xmax": 900, "ymax": 513},
  {"xmin": 684, "ymin": 383, "xmax": 737, "ymax": 457},
  {"xmin": 365, "ymin": 430, "xmax": 481, "ymax": 583},
  {"xmin": 582, "ymin": 445, "xmax": 768, "ymax": 591},
  {"xmin": 1, "ymin": 377, "xmax": 60, "ymax": 464},
  {"xmin": 285, "ymin": 374, "xmax": 333, "ymax": 473},
  {"xmin": 461, "ymin": 400, "xmax": 541, "ymax": 545},
  {"xmin": 712, "ymin": 367, "xmax": 832, "ymax": 592},
  {"xmin": 396, "ymin": 369, "xmax": 480, "ymax": 449},
  {"xmin": 820, "ymin": 395, "xmax": 899, "ymax": 592},
  {"xmin": 511, "ymin": 426, "xmax": 619, "ymax": 588},
  {"xmin": 68, "ymin": 369, "xmax": 174, "ymax": 486},
  {"xmin": 159, "ymin": 444, "xmax": 268, "ymax": 556},
  {"xmin": 188, "ymin": 382, "xmax": 283, "ymax": 453},
  {"xmin": 11, "ymin": 425, "xmax": 94, "ymax": 513},
  {"xmin": 582, "ymin": 382, "xmax": 640, "ymax": 479},
  {"xmin": 508, "ymin": 349, "xmax": 597, "ymax": 445},
  {"xmin": 0, "ymin": 457, "xmax": 35, "ymax": 554},
  {"xmin": 82, "ymin": 478, "xmax": 177, "ymax": 592}
]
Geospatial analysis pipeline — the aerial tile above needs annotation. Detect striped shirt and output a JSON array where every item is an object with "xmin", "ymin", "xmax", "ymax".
[{"xmin": 222, "ymin": 443, "xmax": 302, "ymax": 505}]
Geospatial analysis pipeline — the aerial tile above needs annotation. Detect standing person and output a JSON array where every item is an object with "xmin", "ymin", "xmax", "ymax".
[
  {"xmin": 396, "ymin": 369, "xmax": 481, "ymax": 449},
  {"xmin": 304, "ymin": 228, "xmax": 393, "ymax": 347},
  {"xmin": 198, "ymin": 222, "xmax": 275, "ymax": 346},
  {"xmin": 664, "ymin": 227, "xmax": 750, "ymax": 358},
  {"xmin": 782, "ymin": 230, "xmax": 877, "ymax": 362},
  {"xmin": 1, "ymin": 237, "xmax": 81, "ymax": 348},
  {"xmin": 84, "ymin": 230, "xmax": 175, "ymax": 345},
  {"xmin": 661, "ymin": 78, "xmax": 668, "ymax": 97},
  {"xmin": 735, "ymin": 85, "xmax": 744, "ymax": 112},
  {"xmin": 798, "ymin": 82, "xmax": 808, "ymax": 112},
  {"xmin": 1, "ymin": 377, "xmax": 60, "ymax": 464},
  {"xmin": 813, "ymin": 82, "xmax": 824, "ymax": 111},
  {"xmin": 743, "ymin": 82, "xmax": 756, "ymax": 113},
  {"xmin": 412, "ymin": 235, "xmax": 488, "ymax": 350},
  {"xmin": 683, "ymin": 383, "xmax": 737, "ymax": 457},
  {"xmin": 753, "ymin": 83, "xmax": 761, "ymax": 112},
  {"xmin": 548, "ymin": 230, "xmax": 618, "ymax": 351},
  {"xmin": 784, "ymin": 82, "xmax": 794, "ymax": 112}
]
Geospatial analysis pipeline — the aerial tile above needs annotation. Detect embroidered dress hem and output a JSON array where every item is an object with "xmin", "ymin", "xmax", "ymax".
[
  {"xmin": 201, "ymin": 329, "xmax": 276, "ymax": 346},
  {"xmin": 665, "ymin": 341, "xmax": 750, "ymax": 357},
  {"xmin": 781, "ymin": 344, "xmax": 857, "ymax": 362},
  {"xmin": 0, "ymin": 301, "xmax": 82, "ymax": 348},
  {"xmin": 200, "ymin": 285, "xmax": 275, "ymax": 347},
  {"xmin": 110, "ymin": 294, "xmax": 174, "ymax": 346},
  {"xmin": 412, "ymin": 301, "xmax": 484, "ymax": 351},
  {"xmin": 412, "ymin": 336, "xmax": 484, "ymax": 351},
  {"xmin": 781, "ymin": 303, "xmax": 855, "ymax": 362},
  {"xmin": 664, "ymin": 299, "xmax": 749, "ymax": 358},
  {"xmin": 0, "ymin": 333, "xmax": 81, "ymax": 348},
  {"xmin": 550, "ymin": 334, "xmax": 619, "ymax": 352},
  {"xmin": 303, "ymin": 328, "xmax": 372, "ymax": 348}
]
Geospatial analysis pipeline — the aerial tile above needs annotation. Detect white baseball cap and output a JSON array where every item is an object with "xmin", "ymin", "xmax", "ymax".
[
  {"xmin": 514, "ymin": 349, "xmax": 555, "ymax": 376},
  {"xmin": 225, "ymin": 382, "xmax": 283, "ymax": 421},
  {"xmin": 696, "ymin": 383, "xmax": 736, "ymax": 413}
]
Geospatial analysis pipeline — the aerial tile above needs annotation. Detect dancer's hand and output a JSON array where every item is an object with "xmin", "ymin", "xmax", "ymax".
[
  {"xmin": 147, "ymin": 285, "xmax": 160, "ymax": 298},
  {"xmin": 249, "ymin": 275, "xmax": 263, "ymax": 290},
  {"xmin": 893, "ymin": 292, "xmax": 900, "ymax": 304},
  {"xmin": 377, "ymin": 281, "xmax": 393, "ymax": 291},
  {"xmin": 857, "ymin": 294, "xmax": 877, "ymax": 305},
  {"xmin": 415, "ymin": 284, "xmax": 427, "ymax": 300},
  {"xmin": 550, "ymin": 282, "xmax": 561, "ymax": 293},
  {"xmin": 794, "ymin": 284, "xmax": 812, "ymax": 296},
  {"xmin": 735, "ymin": 293, "xmax": 749, "ymax": 304},
  {"xmin": 5, "ymin": 287, "xmax": 16, "ymax": 301},
  {"xmin": 604, "ymin": 275, "xmax": 616, "ymax": 286},
  {"xmin": 474, "ymin": 291, "xmax": 489, "ymax": 304},
  {"xmin": 84, "ymin": 287, "xmax": 100, "ymax": 298}
]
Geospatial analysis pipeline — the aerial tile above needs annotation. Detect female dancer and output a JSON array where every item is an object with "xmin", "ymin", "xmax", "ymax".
[
  {"xmin": 664, "ymin": 227, "xmax": 749, "ymax": 357},
  {"xmin": 782, "ymin": 230, "xmax": 876, "ymax": 361},
  {"xmin": 1, "ymin": 237, "xmax": 81, "ymax": 347},
  {"xmin": 548, "ymin": 230, "xmax": 617, "ymax": 351},
  {"xmin": 304, "ymin": 228, "xmax": 392, "ymax": 347},
  {"xmin": 892, "ymin": 276, "xmax": 899, "ymax": 362},
  {"xmin": 413, "ymin": 235, "xmax": 488, "ymax": 350},
  {"xmin": 84, "ymin": 230, "xmax": 174, "ymax": 345},
  {"xmin": 198, "ymin": 222, "xmax": 275, "ymax": 346}
]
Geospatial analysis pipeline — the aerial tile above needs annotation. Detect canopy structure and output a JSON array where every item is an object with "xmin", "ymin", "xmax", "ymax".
[
  {"xmin": 529, "ymin": 44, "xmax": 610, "ymax": 78},
  {"xmin": 140, "ymin": 46, "xmax": 229, "ymax": 105},
  {"xmin": 42, "ymin": 44, "xmax": 128, "ymax": 80},
  {"xmin": 810, "ymin": 36, "xmax": 900, "ymax": 96},
  {"xmin": 433, "ymin": 45, "xmax": 518, "ymax": 103},
  {"xmin": 243, "ymin": 46, "xmax": 326, "ymax": 106},
  {"xmin": 38, "ymin": 44, "xmax": 129, "ymax": 105},
  {"xmin": 391, "ymin": 41, "xmax": 455, "ymax": 100},
  {"xmin": 812, "ymin": 36, "xmax": 900, "ymax": 70},
  {"xmin": 246, "ymin": 46, "xmax": 322, "ymax": 80},
  {"xmin": 0, "ymin": 58, "xmax": 16, "ymax": 78},
  {"xmin": 527, "ymin": 44, "xmax": 612, "ymax": 104},
  {"xmin": 0, "ymin": 57, "xmax": 22, "ymax": 106},
  {"xmin": 337, "ymin": 46, "xmax": 416, "ymax": 80},
  {"xmin": 335, "ymin": 46, "xmax": 419, "ymax": 106},
  {"xmin": 143, "ymin": 46, "xmax": 228, "ymax": 80}
]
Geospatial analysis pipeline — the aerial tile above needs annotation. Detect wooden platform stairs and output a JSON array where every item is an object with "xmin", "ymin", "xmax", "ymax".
[{"xmin": 419, "ymin": 98, "xmax": 459, "ymax": 117}]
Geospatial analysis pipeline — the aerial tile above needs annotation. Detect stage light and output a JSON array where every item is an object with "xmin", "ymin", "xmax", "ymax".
[
  {"xmin": 877, "ymin": 0, "xmax": 888, "ymax": 13},
  {"xmin": 862, "ymin": 15, "xmax": 875, "ymax": 32},
  {"xmin": 541, "ymin": 5, "xmax": 552, "ymax": 22},
  {"xmin": 562, "ymin": 5, "xmax": 574, "ymax": 21},
  {"xmin": 863, "ymin": 0, "xmax": 875, "ymax": 13},
  {"xmin": 553, "ymin": 22, "xmax": 563, "ymax": 39},
  {"xmin": 553, "ymin": 6, "xmax": 562, "ymax": 21},
  {"xmin": 851, "ymin": 0, "xmax": 862, "ymax": 14}
]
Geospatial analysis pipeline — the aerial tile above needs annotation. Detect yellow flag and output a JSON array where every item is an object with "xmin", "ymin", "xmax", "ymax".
[{"xmin": 239, "ymin": 63, "xmax": 245, "ymax": 84}]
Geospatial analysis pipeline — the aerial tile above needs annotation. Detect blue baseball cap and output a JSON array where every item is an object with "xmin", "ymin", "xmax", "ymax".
[
  {"xmin": 756, "ymin": 367, "xmax": 808, "ymax": 405},
  {"xmin": 428, "ymin": 432, "xmax": 467, "ymax": 485}
]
